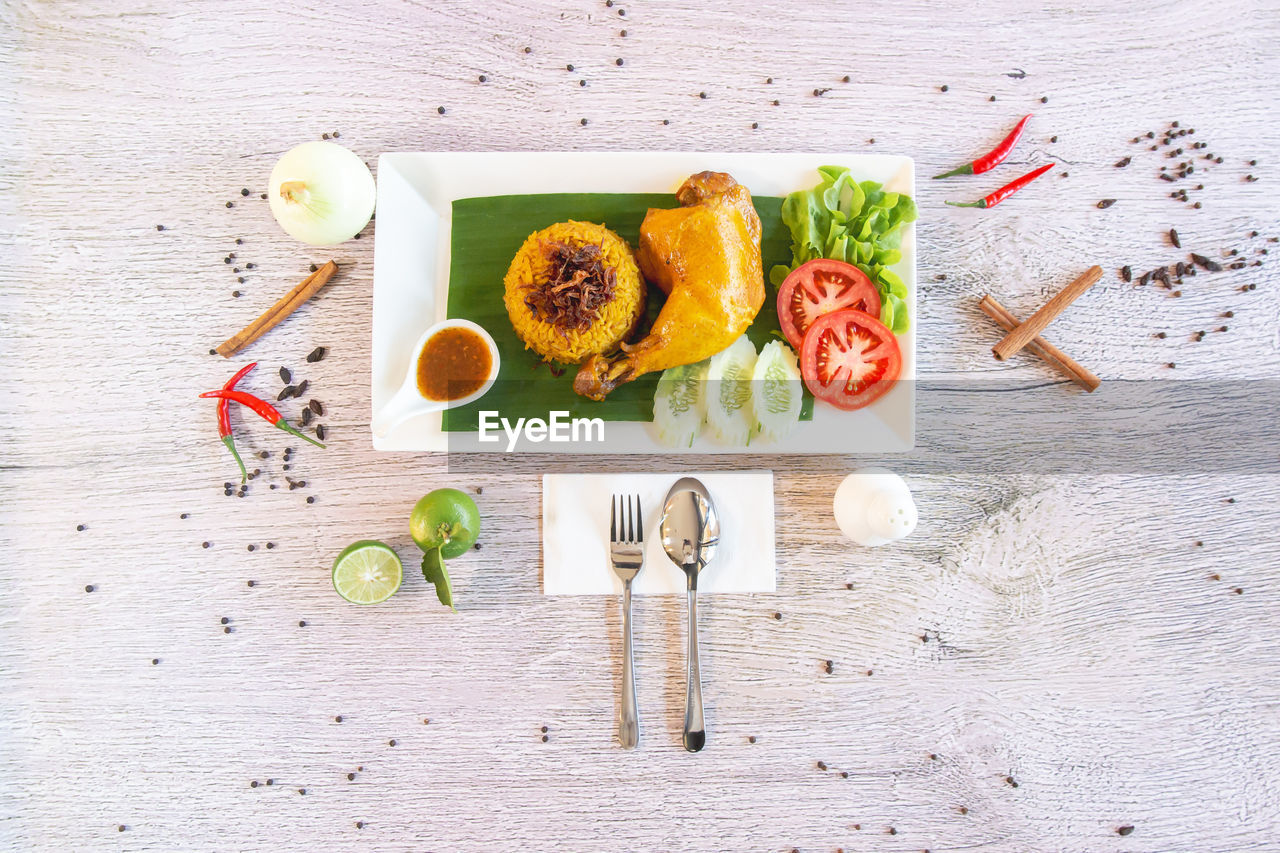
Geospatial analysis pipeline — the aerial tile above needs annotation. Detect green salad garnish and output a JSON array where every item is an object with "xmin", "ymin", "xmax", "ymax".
[{"xmin": 770, "ymin": 165, "xmax": 917, "ymax": 334}]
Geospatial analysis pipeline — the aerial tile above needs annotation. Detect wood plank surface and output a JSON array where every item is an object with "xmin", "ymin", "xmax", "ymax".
[{"xmin": 2, "ymin": 0, "xmax": 1279, "ymax": 850}]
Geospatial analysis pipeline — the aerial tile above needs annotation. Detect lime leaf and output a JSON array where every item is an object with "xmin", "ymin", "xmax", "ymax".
[{"xmin": 421, "ymin": 546, "xmax": 456, "ymax": 611}]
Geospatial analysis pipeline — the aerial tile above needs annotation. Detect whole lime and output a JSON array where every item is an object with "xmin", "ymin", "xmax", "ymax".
[{"xmin": 410, "ymin": 489, "xmax": 481, "ymax": 558}]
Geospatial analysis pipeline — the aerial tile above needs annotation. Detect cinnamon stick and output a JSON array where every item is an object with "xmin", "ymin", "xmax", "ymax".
[
  {"xmin": 980, "ymin": 294, "xmax": 1101, "ymax": 391},
  {"xmin": 992, "ymin": 265, "xmax": 1102, "ymax": 361},
  {"xmin": 216, "ymin": 261, "xmax": 338, "ymax": 358}
]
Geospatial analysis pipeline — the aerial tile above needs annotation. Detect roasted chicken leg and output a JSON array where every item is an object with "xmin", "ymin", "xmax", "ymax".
[{"xmin": 574, "ymin": 171, "xmax": 764, "ymax": 400}]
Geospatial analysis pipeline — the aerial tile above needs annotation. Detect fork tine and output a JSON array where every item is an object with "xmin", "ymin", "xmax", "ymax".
[
  {"xmin": 610, "ymin": 494, "xmax": 617, "ymax": 542},
  {"xmin": 626, "ymin": 493, "xmax": 634, "ymax": 543},
  {"xmin": 635, "ymin": 494, "xmax": 643, "ymax": 543}
]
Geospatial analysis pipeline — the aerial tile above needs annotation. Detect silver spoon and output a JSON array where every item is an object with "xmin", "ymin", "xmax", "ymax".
[{"xmin": 660, "ymin": 477, "xmax": 720, "ymax": 752}]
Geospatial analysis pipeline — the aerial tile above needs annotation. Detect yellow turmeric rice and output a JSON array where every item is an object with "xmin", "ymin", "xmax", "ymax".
[{"xmin": 503, "ymin": 221, "xmax": 645, "ymax": 364}]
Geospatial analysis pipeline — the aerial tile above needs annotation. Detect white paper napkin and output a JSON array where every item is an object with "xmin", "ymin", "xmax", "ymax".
[{"xmin": 542, "ymin": 471, "xmax": 776, "ymax": 595}]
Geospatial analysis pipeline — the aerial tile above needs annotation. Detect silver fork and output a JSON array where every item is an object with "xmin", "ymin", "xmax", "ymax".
[{"xmin": 609, "ymin": 493, "xmax": 644, "ymax": 749}]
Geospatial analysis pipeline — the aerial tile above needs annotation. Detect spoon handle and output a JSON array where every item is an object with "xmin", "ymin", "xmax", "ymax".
[
  {"xmin": 683, "ymin": 586, "xmax": 705, "ymax": 752},
  {"xmin": 618, "ymin": 581, "xmax": 639, "ymax": 749}
]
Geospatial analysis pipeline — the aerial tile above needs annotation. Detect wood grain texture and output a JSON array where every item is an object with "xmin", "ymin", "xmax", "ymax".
[{"xmin": 2, "ymin": 0, "xmax": 1280, "ymax": 851}]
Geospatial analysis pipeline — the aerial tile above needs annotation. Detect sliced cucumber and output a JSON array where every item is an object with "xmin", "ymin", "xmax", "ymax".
[
  {"xmin": 751, "ymin": 340, "xmax": 802, "ymax": 441},
  {"xmin": 653, "ymin": 358, "xmax": 709, "ymax": 447},
  {"xmin": 704, "ymin": 335, "xmax": 758, "ymax": 446}
]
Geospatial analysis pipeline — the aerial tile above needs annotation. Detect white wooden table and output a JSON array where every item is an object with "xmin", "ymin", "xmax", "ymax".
[{"xmin": 3, "ymin": 1, "xmax": 1279, "ymax": 850}]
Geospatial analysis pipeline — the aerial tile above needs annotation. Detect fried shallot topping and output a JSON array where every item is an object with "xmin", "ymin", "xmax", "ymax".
[{"xmin": 525, "ymin": 240, "xmax": 616, "ymax": 335}]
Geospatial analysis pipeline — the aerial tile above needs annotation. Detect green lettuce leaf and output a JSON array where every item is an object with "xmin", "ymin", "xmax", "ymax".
[{"xmin": 777, "ymin": 168, "xmax": 917, "ymax": 334}]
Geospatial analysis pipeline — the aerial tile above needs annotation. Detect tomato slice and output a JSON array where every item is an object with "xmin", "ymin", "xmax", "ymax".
[
  {"xmin": 800, "ymin": 309, "xmax": 902, "ymax": 411},
  {"xmin": 776, "ymin": 259, "xmax": 881, "ymax": 349}
]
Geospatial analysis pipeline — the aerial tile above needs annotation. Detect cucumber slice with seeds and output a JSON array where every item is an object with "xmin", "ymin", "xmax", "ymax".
[
  {"xmin": 751, "ymin": 340, "xmax": 802, "ymax": 441},
  {"xmin": 653, "ymin": 358, "xmax": 710, "ymax": 448},
  {"xmin": 704, "ymin": 335, "xmax": 758, "ymax": 446}
]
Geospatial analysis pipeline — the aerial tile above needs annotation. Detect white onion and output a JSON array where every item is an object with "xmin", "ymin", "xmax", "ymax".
[{"xmin": 268, "ymin": 141, "xmax": 375, "ymax": 246}]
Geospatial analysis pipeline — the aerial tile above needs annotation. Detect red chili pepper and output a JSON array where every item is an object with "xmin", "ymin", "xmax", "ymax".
[
  {"xmin": 218, "ymin": 362, "xmax": 257, "ymax": 482},
  {"xmin": 199, "ymin": 389, "xmax": 326, "ymax": 449},
  {"xmin": 945, "ymin": 163, "xmax": 1056, "ymax": 209},
  {"xmin": 933, "ymin": 114, "xmax": 1032, "ymax": 179}
]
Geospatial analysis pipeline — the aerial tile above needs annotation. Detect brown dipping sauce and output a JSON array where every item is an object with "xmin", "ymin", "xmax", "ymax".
[{"xmin": 416, "ymin": 326, "xmax": 492, "ymax": 401}]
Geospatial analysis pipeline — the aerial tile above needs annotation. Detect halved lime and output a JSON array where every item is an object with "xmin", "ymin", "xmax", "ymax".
[{"xmin": 332, "ymin": 540, "xmax": 403, "ymax": 605}]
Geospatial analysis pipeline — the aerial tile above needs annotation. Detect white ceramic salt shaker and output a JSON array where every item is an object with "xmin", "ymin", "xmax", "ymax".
[{"xmin": 833, "ymin": 467, "xmax": 918, "ymax": 547}]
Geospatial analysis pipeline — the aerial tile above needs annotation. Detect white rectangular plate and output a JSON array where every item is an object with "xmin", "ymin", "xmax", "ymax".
[
  {"xmin": 542, "ymin": 471, "xmax": 775, "ymax": 595},
  {"xmin": 372, "ymin": 152, "xmax": 915, "ymax": 453}
]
